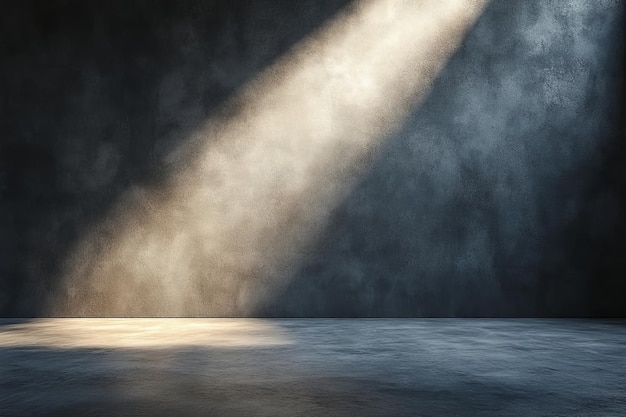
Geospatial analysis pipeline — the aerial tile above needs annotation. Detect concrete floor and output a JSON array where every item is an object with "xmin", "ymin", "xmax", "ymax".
[{"xmin": 1, "ymin": 319, "xmax": 625, "ymax": 416}]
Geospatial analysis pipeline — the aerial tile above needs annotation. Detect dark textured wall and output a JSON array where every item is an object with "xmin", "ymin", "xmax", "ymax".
[
  {"xmin": 0, "ymin": 0, "xmax": 352, "ymax": 315},
  {"xmin": 1, "ymin": 0, "xmax": 624, "ymax": 317},
  {"xmin": 272, "ymin": 0, "xmax": 626, "ymax": 317}
]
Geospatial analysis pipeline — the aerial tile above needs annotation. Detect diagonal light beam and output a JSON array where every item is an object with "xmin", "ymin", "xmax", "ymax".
[{"xmin": 52, "ymin": 0, "xmax": 489, "ymax": 316}]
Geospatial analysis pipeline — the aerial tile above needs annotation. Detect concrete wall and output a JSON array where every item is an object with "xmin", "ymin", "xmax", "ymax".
[
  {"xmin": 272, "ymin": 0, "xmax": 626, "ymax": 317},
  {"xmin": 1, "ymin": 0, "xmax": 624, "ymax": 316}
]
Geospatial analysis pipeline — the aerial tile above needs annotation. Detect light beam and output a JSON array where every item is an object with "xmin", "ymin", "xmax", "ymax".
[{"xmin": 51, "ymin": 0, "xmax": 489, "ymax": 316}]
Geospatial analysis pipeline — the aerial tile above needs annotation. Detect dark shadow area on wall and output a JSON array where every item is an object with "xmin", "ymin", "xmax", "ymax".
[
  {"xmin": 260, "ymin": 1, "xmax": 626, "ymax": 317},
  {"xmin": 537, "ymin": 14, "xmax": 626, "ymax": 318},
  {"xmin": 0, "ymin": 0, "xmax": 352, "ymax": 316}
]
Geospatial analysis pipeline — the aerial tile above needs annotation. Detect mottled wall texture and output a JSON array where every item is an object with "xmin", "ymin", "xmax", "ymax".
[{"xmin": 1, "ymin": 0, "xmax": 624, "ymax": 317}]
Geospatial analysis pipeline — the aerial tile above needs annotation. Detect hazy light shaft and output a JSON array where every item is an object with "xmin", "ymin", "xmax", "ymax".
[{"xmin": 51, "ymin": 0, "xmax": 489, "ymax": 316}]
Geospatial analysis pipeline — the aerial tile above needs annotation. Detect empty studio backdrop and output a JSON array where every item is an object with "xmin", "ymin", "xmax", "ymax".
[{"xmin": 1, "ymin": 0, "xmax": 624, "ymax": 317}]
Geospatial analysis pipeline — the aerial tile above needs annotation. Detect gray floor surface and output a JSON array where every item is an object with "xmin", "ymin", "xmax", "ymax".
[{"xmin": 1, "ymin": 319, "xmax": 625, "ymax": 416}]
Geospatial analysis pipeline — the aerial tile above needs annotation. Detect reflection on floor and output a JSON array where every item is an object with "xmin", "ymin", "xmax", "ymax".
[{"xmin": 1, "ymin": 319, "xmax": 625, "ymax": 416}]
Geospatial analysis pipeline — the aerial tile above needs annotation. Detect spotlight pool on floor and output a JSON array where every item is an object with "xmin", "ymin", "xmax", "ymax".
[{"xmin": 1, "ymin": 319, "xmax": 625, "ymax": 416}]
